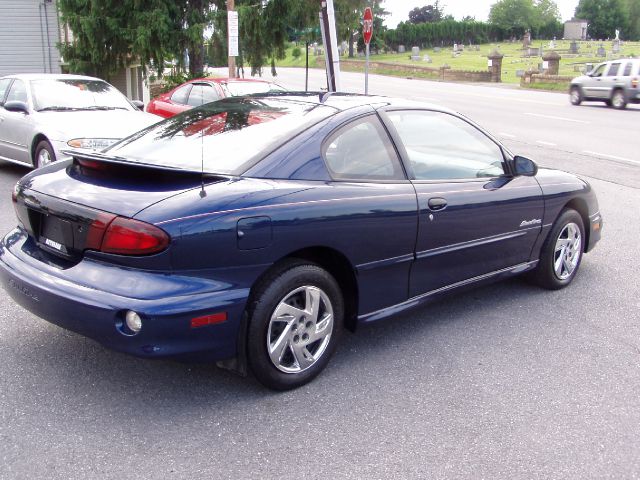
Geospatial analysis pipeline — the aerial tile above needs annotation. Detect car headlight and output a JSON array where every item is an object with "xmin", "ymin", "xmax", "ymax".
[{"xmin": 66, "ymin": 138, "xmax": 119, "ymax": 150}]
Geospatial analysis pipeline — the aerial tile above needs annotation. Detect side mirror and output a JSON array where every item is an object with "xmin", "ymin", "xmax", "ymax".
[
  {"xmin": 131, "ymin": 100, "xmax": 144, "ymax": 111},
  {"xmin": 513, "ymin": 155, "xmax": 538, "ymax": 176},
  {"xmin": 4, "ymin": 101, "xmax": 29, "ymax": 114}
]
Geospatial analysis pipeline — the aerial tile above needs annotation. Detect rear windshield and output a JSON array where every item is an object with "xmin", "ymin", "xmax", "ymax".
[{"xmin": 106, "ymin": 97, "xmax": 335, "ymax": 175}]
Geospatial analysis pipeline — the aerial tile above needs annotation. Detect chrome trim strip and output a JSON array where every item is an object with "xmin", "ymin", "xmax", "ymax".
[
  {"xmin": 358, "ymin": 260, "xmax": 538, "ymax": 323},
  {"xmin": 356, "ymin": 253, "xmax": 415, "ymax": 272},
  {"xmin": 0, "ymin": 139, "xmax": 27, "ymax": 148},
  {"xmin": 0, "ymin": 155, "xmax": 32, "ymax": 167},
  {"xmin": 416, "ymin": 229, "xmax": 531, "ymax": 260},
  {"xmin": 156, "ymin": 193, "xmax": 417, "ymax": 226}
]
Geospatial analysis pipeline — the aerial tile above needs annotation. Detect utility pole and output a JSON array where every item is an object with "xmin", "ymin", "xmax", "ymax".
[{"xmin": 227, "ymin": 0, "xmax": 237, "ymax": 78}]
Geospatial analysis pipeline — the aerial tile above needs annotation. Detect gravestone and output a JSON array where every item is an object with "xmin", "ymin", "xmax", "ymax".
[
  {"xmin": 569, "ymin": 41, "xmax": 579, "ymax": 54},
  {"xmin": 597, "ymin": 44, "xmax": 606, "ymax": 57},
  {"xmin": 527, "ymin": 47, "xmax": 540, "ymax": 57},
  {"xmin": 522, "ymin": 30, "xmax": 531, "ymax": 49},
  {"xmin": 613, "ymin": 39, "xmax": 620, "ymax": 54},
  {"xmin": 453, "ymin": 43, "xmax": 458, "ymax": 52},
  {"xmin": 458, "ymin": 44, "xmax": 464, "ymax": 52},
  {"xmin": 516, "ymin": 69, "xmax": 525, "ymax": 77},
  {"xmin": 398, "ymin": 45, "xmax": 405, "ymax": 53},
  {"xmin": 411, "ymin": 46, "xmax": 421, "ymax": 61},
  {"xmin": 434, "ymin": 47, "xmax": 441, "ymax": 53},
  {"xmin": 423, "ymin": 54, "xmax": 432, "ymax": 63}
]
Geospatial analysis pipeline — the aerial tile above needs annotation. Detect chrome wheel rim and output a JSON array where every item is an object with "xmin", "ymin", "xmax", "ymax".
[
  {"xmin": 612, "ymin": 92, "xmax": 624, "ymax": 108},
  {"xmin": 37, "ymin": 148, "xmax": 52, "ymax": 167},
  {"xmin": 554, "ymin": 222, "xmax": 582, "ymax": 280},
  {"xmin": 267, "ymin": 285, "xmax": 333, "ymax": 374}
]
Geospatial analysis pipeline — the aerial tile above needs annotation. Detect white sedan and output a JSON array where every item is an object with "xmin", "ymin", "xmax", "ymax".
[{"xmin": 0, "ymin": 74, "xmax": 161, "ymax": 168}]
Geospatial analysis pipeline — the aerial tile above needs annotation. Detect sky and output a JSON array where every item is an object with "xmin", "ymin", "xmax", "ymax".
[{"xmin": 382, "ymin": 0, "xmax": 580, "ymax": 28}]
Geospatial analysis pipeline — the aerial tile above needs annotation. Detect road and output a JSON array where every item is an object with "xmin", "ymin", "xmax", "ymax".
[{"xmin": 1, "ymin": 71, "xmax": 640, "ymax": 479}]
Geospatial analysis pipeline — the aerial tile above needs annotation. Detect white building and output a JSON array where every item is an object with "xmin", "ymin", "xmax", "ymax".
[{"xmin": 564, "ymin": 19, "xmax": 588, "ymax": 41}]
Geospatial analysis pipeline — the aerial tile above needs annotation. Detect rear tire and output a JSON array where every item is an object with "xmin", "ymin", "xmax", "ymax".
[
  {"xmin": 569, "ymin": 86, "xmax": 582, "ymax": 105},
  {"xmin": 246, "ymin": 261, "xmax": 344, "ymax": 390},
  {"xmin": 611, "ymin": 89, "xmax": 627, "ymax": 110},
  {"xmin": 527, "ymin": 209, "xmax": 585, "ymax": 290},
  {"xmin": 34, "ymin": 140, "xmax": 55, "ymax": 168}
]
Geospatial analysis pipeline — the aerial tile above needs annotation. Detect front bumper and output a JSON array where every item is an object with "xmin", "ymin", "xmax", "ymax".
[
  {"xmin": 0, "ymin": 229, "xmax": 249, "ymax": 361},
  {"xmin": 587, "ymin": 211, "xmax": 602, "ymax": 252}
]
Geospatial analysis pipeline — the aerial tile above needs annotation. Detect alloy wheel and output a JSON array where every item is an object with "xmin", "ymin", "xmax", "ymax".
[
  {"xmin": 553, "ymin": 222, "xmax": 582, "ymax": 280},
  {"xmin": 267, "ymin": 285, "xmax": 334, "ymax": 374},
  {"xmin": 37, "ymin": 148, "xmax": 52, "ymax": 167}
]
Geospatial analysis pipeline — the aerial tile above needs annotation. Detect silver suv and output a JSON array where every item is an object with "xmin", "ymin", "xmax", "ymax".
[{"xmin": 569, "ymin": 58, "xmax": 640, "ymax": 109}]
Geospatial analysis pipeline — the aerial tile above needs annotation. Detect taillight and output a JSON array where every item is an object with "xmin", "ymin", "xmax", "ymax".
[
  {"xmin": 101, "ymin": 217, "xmax": 169, "ymax": 255},
  {"xmin": 85, "ymin": 212, "xmax": 117, "ymax": 250},
  {"xmin": 86, "ymin": 216, "xmax": 169, "ymax": 255},
  {"xmin": 632, "ymin": 78, "xmax": 638, "ymax": 88}
]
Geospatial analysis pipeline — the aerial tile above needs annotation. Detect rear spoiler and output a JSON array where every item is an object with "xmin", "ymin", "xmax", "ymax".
[{"xmin": 63, "ymin": 150, "xmax": 224, "ymax": 178}]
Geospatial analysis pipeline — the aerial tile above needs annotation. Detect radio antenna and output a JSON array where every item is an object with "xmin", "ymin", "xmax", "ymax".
[{"xmin": 199, "ymin": 105, "xmax": 206, "ymax": 198}]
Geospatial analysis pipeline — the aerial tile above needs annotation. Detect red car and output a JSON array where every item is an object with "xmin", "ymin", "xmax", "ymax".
[{"xmin": 147, "ymin": 77, "xmax": 286, "ymax": 118}]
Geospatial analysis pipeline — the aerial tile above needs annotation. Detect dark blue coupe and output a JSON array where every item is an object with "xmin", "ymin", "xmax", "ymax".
[{"xmin": 0, "ymin": 93, "xmax": 602, "ymax": 389}]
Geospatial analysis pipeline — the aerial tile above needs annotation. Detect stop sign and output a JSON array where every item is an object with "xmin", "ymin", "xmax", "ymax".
[{"xmin": 363, "ymin": 7, "xmax": 373, "ymax": 45}]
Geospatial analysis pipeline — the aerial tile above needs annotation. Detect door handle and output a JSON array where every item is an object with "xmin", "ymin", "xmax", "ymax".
[{"xmin": 427, "ymin": 197, "xmax": 447, "ymax": 211}]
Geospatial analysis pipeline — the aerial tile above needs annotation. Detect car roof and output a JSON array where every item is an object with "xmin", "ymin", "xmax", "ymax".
[
  {"xmin": 244, "ymin": 91, "xmax": 456, "ymax": 115},
  {"xmin": 1, "ymin": 73, "xmax": 103, "ymax": 82},
  {"xmin": 189, "ymin": 77, "xmax": 275, "ymax": 84}
]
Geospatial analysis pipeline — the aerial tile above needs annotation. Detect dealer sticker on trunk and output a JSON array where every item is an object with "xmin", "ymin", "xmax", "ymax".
[{"xmin": 44, "ymin": 238, "xmax": 63, "ymax": 251}]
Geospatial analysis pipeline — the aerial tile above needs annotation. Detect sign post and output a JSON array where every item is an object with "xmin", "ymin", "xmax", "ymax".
[
  {"xmin": 319, "ymin": 0, "xmax": 341, "ymax": 92},
  {"xmin": 227, "ymin": 4, "xmax": 238, "ymax": 78},
  {"xmin": 363, "ymin": 7, "xmax": 373, "ymax": 95}
]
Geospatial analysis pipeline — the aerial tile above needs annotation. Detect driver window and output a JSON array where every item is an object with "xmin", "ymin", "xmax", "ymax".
[
  {"xmin": 322, "ymin": 116, "xmax": 404, "ymax": 181},
  {"xmin": 0, "ymin": 79, "xmax": 12, "ymax": 105},
  {"xmin": 591, "ymin": 64, "xmax": 606, "ymax": 77},
  {"xmin": 5, "ymin": 79, "xmax": 28, "ymax": 104},
  {"xmin": 387, "ymin": 110, "xmax": 505, "ymax": 181}
]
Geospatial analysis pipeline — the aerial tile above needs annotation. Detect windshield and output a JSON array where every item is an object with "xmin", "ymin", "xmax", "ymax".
[
  {"xmin": 105, "ymin": 96, "xmax": 335, "ymax": 175},
  {"xmin": 31, "ymin": 79, "xmax": 134, "ymax": 111},
  {"xmin": 222, "ymin": 81, "xmax": 286, "ymax": 97}
]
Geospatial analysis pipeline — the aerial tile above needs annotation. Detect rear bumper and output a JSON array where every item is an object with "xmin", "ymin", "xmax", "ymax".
[{"xmin": 0, "ymin": 229, "xmax": 249, "ymax": 361}]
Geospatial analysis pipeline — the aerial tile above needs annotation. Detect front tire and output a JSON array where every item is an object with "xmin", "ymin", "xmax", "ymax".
[
  {"xmin": 569, "ymin": 86, "xmax": 583, "ymax": 105},
  {"xmin": 528, "ymin": 209, "xmax": 585, "ymax": 290},
  {"xmin": 34, "ymin": 140, "xmax": 55, "ymax": 168},
  {"xmin": 247, "ymin": 261, "xmax": 344, "ymax": 390}
]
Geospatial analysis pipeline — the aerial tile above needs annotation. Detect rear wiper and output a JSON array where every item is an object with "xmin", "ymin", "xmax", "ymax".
[{"xmin": 37, "ymin": 106, "xmax": 79, "ymax": 112}]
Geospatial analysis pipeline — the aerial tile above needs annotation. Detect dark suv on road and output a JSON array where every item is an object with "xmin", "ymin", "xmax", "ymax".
[{"xmin": 569, "ymin": 58, "xmax": 640, "ymax": 109}]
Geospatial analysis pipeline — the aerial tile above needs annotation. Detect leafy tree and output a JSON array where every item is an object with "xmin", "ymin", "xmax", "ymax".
[
  {"xmin": 627, "ymin": 0, "xmax": 640, "ymax": 40},
  {"xmin": 334, "ymin": 0, "xmax": 387, "ymax": 57},
  {"xmin": 575, "ymin": 0, "xmax": 629, "ymax": 39},
  {"xmin": 408, "ymin": 2, "xmax": 444, "ymax": 24},
  {"xmin": 489, "ymin": 0, "xmax": 562, "ymax": 37},
  {"xmin": 489, "ymin": 0, "xmax": 538, "ymax": 36}
]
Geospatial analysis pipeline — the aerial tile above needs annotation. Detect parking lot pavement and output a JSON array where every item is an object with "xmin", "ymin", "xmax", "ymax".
[{"xmin": 0, "ymin": 114, "xmax": 639, "ymax": 478}]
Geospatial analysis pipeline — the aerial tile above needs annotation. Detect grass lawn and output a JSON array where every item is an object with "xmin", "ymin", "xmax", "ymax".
[{"xmin": 277, "ymin": 39, "xmax": 640, "ymax": 87}]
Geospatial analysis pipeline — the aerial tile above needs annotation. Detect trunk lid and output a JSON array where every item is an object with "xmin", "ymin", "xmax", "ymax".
[{"xmin": 14, "ymin": 156, "xmax": 224, "ymax": 262}]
